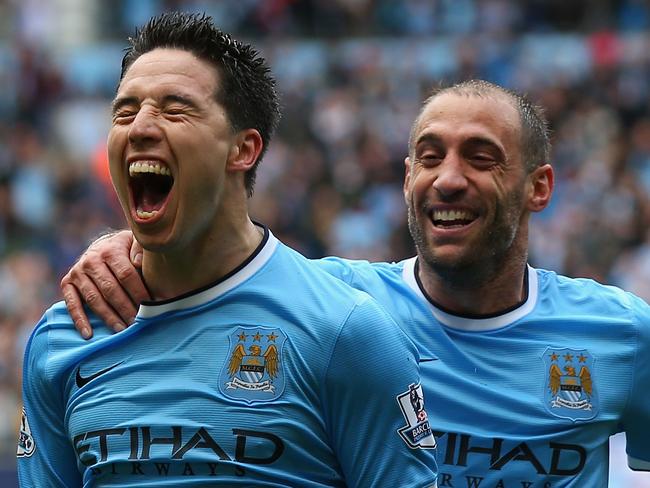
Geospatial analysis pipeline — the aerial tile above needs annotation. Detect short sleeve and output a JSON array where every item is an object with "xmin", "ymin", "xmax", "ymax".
[
  {"xmin": 313, "ymin": 256, "xmax": 358, "ymax": 285},
  {"xmin": 322, "ymin": 295, "xmax": 438, "ymax": 487},
  {"xmin": 17, "ymin": 315, "xmax": 82, "ymax": 487},
  {"xmin": 622, "ymin": 294, "xmax": 650, "ymax": 471}
]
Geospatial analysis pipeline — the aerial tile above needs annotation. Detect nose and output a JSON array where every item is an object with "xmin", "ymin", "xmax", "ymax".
[
  {"xmin": 128, "ymin": 108, "xmax": 162, "ymax": 147},
  {"xmin": 431, "ymin": 154, "xmax": 468, "ymax": 198}
]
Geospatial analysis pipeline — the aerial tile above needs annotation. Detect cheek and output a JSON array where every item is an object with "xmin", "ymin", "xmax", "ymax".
[
  {"xmin": 487, "ymin": 172, "xmax": 513, "ymax": 208},
  {"xmin": 410, "ymin": 171, "xmax": 434, "ymax": 204},
  {"xmin": 182, "ymin": 159, "xmax": 224, "ymax": 204},
  {"xmin": 107, "ymin": 130, "xmax": 124, "ymax": 169},
  {"xmin": 106, "ymin": 130, "xmax": 129, "ymax": 199}
]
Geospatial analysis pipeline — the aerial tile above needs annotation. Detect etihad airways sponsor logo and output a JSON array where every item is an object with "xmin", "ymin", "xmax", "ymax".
[
  {"xmin": 73, "ymin": 425, "xmax": 284, "ymax": 469},
  {"xmin": 434, "ymin": 430, "xmax": 587, "ymax": 486},
  {"xmin": 87, "ymin": 460, "xmax": 252, "ymax": 478}
]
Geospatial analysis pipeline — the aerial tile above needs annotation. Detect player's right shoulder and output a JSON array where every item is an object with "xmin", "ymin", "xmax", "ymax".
[
  {"xmin": 538, "ymin": 268, "xmax": 649, "ymax": 320},
  {"xmin": 26, "ymin": 301, "xmax": 74, "ymax": 347},
  {"xmin": 29, "ymin": 301, "xmax": 95, "ymax": 344},
  {"xmin": 25, "ymin": 301, "xmax": 110, "ymax": 369}
]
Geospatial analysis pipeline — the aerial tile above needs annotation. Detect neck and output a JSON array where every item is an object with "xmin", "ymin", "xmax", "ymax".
[
  {"xmin": 141, "ymin": 218, "xmax": 264, "ymax": 301},
  {"xmin": 417, "ymin": 251, "xmax": 529, "ymax": 316}
]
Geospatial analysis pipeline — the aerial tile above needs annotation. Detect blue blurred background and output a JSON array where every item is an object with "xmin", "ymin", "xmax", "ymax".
[{"xmin": 1, "ymin": 0, "xmax": 649, "ymax": 486}]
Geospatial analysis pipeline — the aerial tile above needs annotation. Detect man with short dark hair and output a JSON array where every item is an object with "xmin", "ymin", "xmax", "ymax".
[{"xmin": 17, "ymin": 12, "xmax": 438, "ymax": 486}]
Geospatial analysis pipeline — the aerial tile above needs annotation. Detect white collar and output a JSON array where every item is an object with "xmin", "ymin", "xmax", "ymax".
[
  {"xmin": 402, "ymin": 257, "xmax": 538, "ymax": 331},
  {"xmin": 137, "ymin": 229, "xmax": 278, "ymax": 319}
]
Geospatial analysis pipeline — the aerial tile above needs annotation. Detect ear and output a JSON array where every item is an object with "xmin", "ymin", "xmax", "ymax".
[
  {"xmin": 527, "ymin": 163, "xmax": 554, "ymax": 213},
  {"xmin": 403, "ymin": 156, "xmax": 412, "ymax": 204},
  {"xmin": 226, "ymin": 128, "xmax": 263, "ymax": 173}
]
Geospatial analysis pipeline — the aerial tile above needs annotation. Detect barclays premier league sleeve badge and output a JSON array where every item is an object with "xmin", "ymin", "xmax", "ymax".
[
  {"xmin": 16, "ymin": 407, "xmax": 35, "ymax": 457},
  {"xmin": 396, "ymin": 383, "xmax": 436, "ymax": 449}
]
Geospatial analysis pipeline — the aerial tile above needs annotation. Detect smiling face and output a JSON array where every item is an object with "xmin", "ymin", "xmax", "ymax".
[
  {"xmin": 108, "ymin": 48, "xmax": 236, "ymax": 253},
  {"xmin": 405, "ymin": 92, "xmax": 537, "ymax": 282}
]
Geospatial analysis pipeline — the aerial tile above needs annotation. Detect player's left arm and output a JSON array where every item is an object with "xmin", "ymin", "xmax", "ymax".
[
  {"xmin": 17, "ymin": 315, "xmax": 83, "ymax": 487},
  {"xmin": 323, "ymin": 294, "xmax": 438, "ymax": 487},
  {"xmin": 621, "ymin": 294, "xmax": 650, "ymax": 471}
]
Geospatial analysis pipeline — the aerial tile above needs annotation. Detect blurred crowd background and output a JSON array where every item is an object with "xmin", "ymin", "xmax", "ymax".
[{"xmin": 1, "ymin": 0, "xmax": 649, "ymax": 485}]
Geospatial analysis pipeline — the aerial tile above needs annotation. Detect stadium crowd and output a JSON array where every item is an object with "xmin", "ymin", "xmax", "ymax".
[{"xmin": 1, "ymin": 0, "xmax": 649, "ymax": 485}]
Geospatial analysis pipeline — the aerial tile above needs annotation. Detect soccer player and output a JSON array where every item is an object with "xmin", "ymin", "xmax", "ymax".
[
  {"xmin": 61, "ymin": 80, "xmax": 650, "ymax": 486},
  {"xmin": 17, "ymin": 12, "xmax": 439, "ymax": 487}
]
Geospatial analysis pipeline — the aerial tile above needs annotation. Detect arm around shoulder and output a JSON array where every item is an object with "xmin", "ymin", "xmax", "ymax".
[{"xmin": 60, "ymin": 229, "xmax": 148, "ymax": 338}]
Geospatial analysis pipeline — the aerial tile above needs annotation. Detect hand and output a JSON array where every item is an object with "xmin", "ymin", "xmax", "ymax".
[{"xmin": 60, "ymin": 230, "xmax": 149, "ymax": 339}]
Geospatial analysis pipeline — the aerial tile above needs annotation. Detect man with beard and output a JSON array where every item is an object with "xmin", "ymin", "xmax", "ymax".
[
  {"xmin": 17, "ymin": 12, "xmax": 438, "ymax": 486},
  {"xmin": 61, "ymin": 80, "xmax": 650, "ymax": 486}
]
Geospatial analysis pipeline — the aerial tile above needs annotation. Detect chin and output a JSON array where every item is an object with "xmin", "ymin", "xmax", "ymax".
[
  {"xmin": 132, "ymin": 228, "xmax": 174, "ymax": 253},
  {"xmin": 420, "ymin": 247, "xmax": 486, "ymax": 278},
  {"xmin": 426, "ymin": 242, "xmax": 474, "ymax": 265},
  {"xmin": 432, "ymin": 254, "xmax": 476, "ymax": 272}
]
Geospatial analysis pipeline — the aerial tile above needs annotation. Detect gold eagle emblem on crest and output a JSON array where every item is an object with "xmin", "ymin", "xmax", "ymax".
[
  {"xmin": 227, "ymin": 343, "xmax": 280, "ymax": 378},
  {"xmin": 549, "ymin": 363, "xmax": 592, "ymax": 396}
]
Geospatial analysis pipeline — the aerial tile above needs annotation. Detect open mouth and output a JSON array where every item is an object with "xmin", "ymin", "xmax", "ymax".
[
  {"xmin": 431, "ymin": 209, "xmax": 476, "ymax": 228},
  {"xmin": 128, "ymin": 161, "xmax": 174, "ymax": 220}
]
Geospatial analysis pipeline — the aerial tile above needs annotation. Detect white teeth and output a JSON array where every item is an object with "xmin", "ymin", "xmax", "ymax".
[
  {"xmin": 433, "ymin": 209, "xmax": 473, "ymax": 221},
  {"xmin": 136, "ymin": 209, "xmax": 159, "ymax": 219},
  {"xmin": 129, "ymin": 161, "xmax": 171, "ymax": 177}
]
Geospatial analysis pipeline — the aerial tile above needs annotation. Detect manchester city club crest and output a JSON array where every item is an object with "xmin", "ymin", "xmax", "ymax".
[
  {"xmin": 542, "ymin": 347, "xmax": 598, "ymax": 421},
  {"xmin": 219, "ymin": 326, "xmax": 287, "ymax": 404}
]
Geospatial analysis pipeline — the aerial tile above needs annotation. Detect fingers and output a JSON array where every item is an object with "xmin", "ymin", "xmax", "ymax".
[
  {"xmin": 130, "ymin": 238, "xmax": 143, "ymax": 268},
  {"xmin": 60, "ymin": 230, "xmax": 147, "ymax": 339},
  {"xmin": 83, "ymin": 261, "xmax": 139, "ymax": 326},
  {"xmin": 82, "ymin": 230, "xmax": 148, "ymax": 324},
  {"xmin": 103, "ymin": 252, "xmax": 150, "ymax": 311},
  {"xmin": 61, "ymin": 281, "xmax": 93, "ymax": 339},
  {"xmin": 61, "ymin": 269, "xmax": 127, "ymax": 338}
]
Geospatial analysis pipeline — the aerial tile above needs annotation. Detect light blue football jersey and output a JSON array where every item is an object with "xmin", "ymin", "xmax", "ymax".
[
  {"xmin": 316, "ymin": 256, "xmax": 650, "ymax": 487},
  {"xmin": 17, "ymin": 229, "xmax": 438, "ymax": 487}
]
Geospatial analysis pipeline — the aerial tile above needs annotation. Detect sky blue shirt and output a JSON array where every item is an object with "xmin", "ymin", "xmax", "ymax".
[
  {"xmin": 17, "ymin": 229, "xmax": 438, "ymax": 487},
  {"xmin": 316, "ymin": 256, "xmax": 650, "ymax": 487}
]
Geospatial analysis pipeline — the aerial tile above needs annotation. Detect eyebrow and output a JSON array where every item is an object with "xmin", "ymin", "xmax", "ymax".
[
  {"xmin": 415, "ymin": 133, "xmax": 443, "ymax": 149},
  {"xmin": 416, "ymin": 133, "xmax": 502, "ymax": 152},
  {"xmin": 463, "ymin": 136, "xmax": 503, "ymax": 152},
  {"xmin": 111, "ymin": 93, "xmax": 200, "ymax": 115}
]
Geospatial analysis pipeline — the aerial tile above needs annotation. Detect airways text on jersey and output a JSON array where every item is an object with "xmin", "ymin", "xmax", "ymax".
[{"xmin": 74, "ymin": 425, "xmax": 285, "ymax": 479}]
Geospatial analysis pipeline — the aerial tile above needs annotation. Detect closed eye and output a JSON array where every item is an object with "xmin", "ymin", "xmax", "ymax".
[
  {"xmin": 165, "ymin": 107, "xmax": 186, "ymax": 116},
  {"xmin": 461, "ymin": 138, "xmax": 504, "ymax": 166},
  {"xmin": 417, "ymin": 154, "xmax": 444, "ymax": 166},
  {"xmin": 467, "ymin": 153, "xmax": 501, "ymax": 169},
  {"xmin": 113, "ymin": 111, "xmax": 137, "ymax": 124},
  {"xmin": 472, "ymin": 154, "xmax": 496, "ymax": 162}
]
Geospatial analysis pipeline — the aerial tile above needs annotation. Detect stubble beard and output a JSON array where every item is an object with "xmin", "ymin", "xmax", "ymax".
[{"xmin": 407, "ymin": 191, "xmax": 525, "ymax": 290}]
